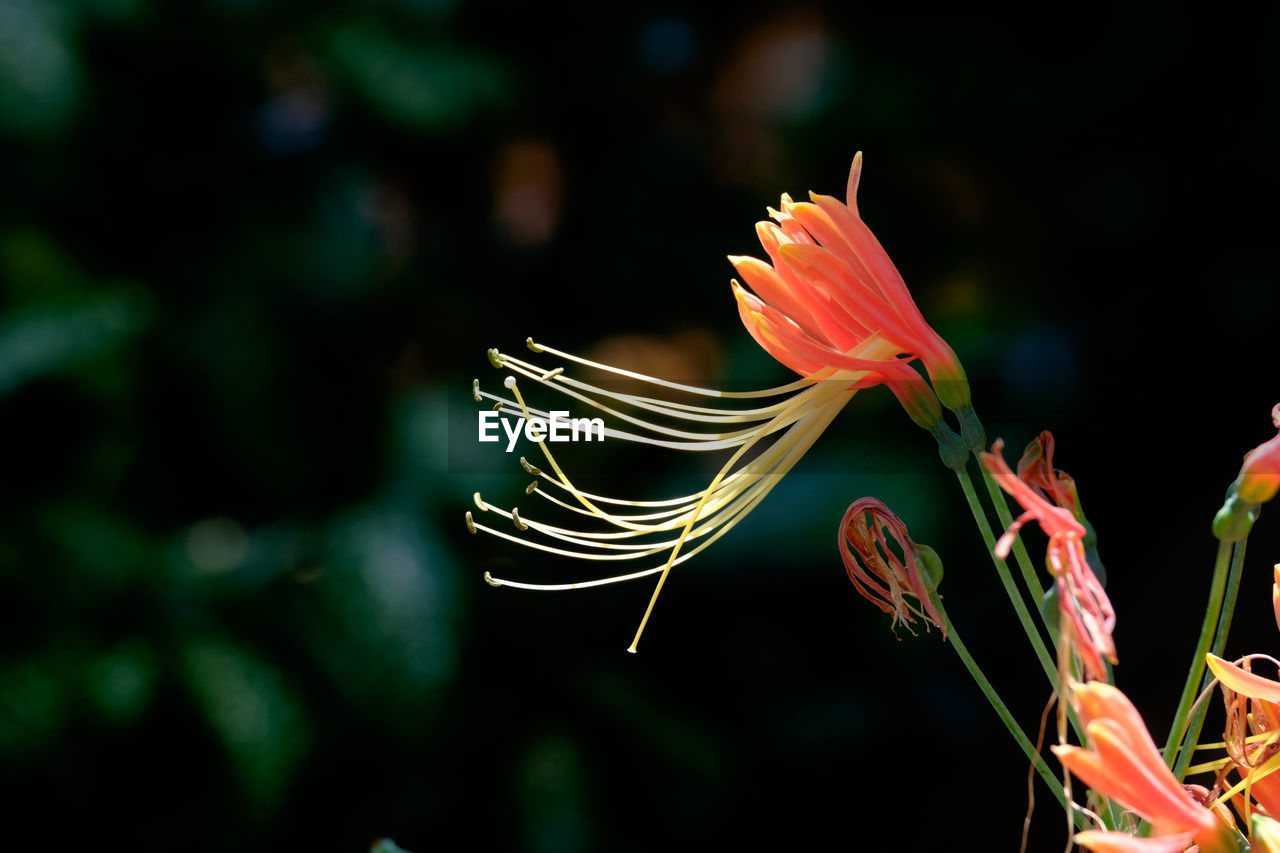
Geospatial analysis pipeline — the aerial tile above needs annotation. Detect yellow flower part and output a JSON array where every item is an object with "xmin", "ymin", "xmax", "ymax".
[{"xmin": 469, "ymin": 335, "xmax": 903, "ymax": 651}]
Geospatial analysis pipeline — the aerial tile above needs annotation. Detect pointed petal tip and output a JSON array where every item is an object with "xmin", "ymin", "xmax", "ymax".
[{"xmin": 1206, "ymin": 653, "xmax": 1280, "ymax": 703}]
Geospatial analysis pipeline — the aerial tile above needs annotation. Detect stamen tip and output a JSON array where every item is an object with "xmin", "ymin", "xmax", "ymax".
[
  {"xmin": 483, "ymin": 571, "xmax": 502, "ymax": 587},
  {"xmin": 511, "ymin": 507, "xmax": 528, "ymax": 531},
  {"xmin": 473, "ymin": 492, "xmax": 487, "ymax": 511},
  {"xmin": 472, "ymin": 378, "xmax": 483, "ymax": 402},
  {"xmin": 464, "ymin": 511, "xmax": 477, "ymax": 534},
  {"xmin": 525, "ymin": 481, "xmax": 538, "ymax": 495},
  {"xmin": 526, "ymin": 337, "xmax": 543, "ymax": 353},
  {"xmin": 519, "ymin": 457, "xmax": 543, "ymax": 476},
  {"xmin": 487, "ymin": 348, "xmax": 504, "ymax": 369}
]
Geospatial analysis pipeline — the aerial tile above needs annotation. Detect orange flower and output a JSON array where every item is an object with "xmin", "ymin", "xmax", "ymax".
[
  {"xmin": 728, "ymin": 152, "xmax": 978, "ymax": 450},
  {"xmin": 468, "ymin": 159, "xmax": 971, "ymax": 648},
  {"xmin": 1214, "ymin": 403, "xmax": 1280, "ymax": 541},
  {"xmin": 1239, "ymin": 404, "xmax": 1280, "ymax": 504},
  {"xmin": 1054, "ymin": 682, "xmax": 1236, "ymax": 853},
  {"xmin": 1207, "ymin": 653, "xmax": 1280, "ymax": 819},
  {"xmin": 982, "ymin": 440, "xmax": 1116, "ymax": 679},
  {"xmin": 838, "ymin": 498, "xmax": 943, "ymax": 637}
]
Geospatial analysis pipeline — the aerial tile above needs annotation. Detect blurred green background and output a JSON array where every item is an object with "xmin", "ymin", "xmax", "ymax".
[{"xmin": 2, "ymin": 2, "xmax": 1279, "ymax": 850}]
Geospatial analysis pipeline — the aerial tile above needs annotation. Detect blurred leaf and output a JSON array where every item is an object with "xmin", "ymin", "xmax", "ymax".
[
  {"xmin": 84, "ymin": 641, "xmax": 157, "ymax": 724},
  {"xmin": 0, "ymin": 657, "xmax": 67, "ymax": 756},
  {"xmin": 0, "ymin": 0, "xmax": 82, "ymax": 136},
  {"xmin": 73, "ymin": 0, "xmax": 146, "ymax": 22},
  {"xmin": 43, "ymin": 504, "xmax": 161, "ymax": 586},
  {"xmin": 1, "ymin": 230, "xmax": 84, "ymax": 300},
  {"xmin": 301, "ymin": 500, "xmax": 458, "ymax": 718},
  {"xmin": 370, "ymin": 841, "xmax": 414, "ymax": 853},
  {"xmin": 329, "ymin": 24, "xmax": 508, "ymax": 133},
  {"xmin": 0, "ymin": 294, "xmax": 148, "ymax": 397},
  {"xmin": 519, "ymin": 735, "xmax": 590, "ymax": 853},
  {"xmin": 181, "ymin": 636, "xmax": 309, "ymax": 811}
]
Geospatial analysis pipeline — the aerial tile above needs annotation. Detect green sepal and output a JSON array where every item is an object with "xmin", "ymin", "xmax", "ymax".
[
  {"xmin": 914, "ymin": 543, "xmax": 944, "ymax": 592},
  {"xmin": 956, "ymin": 405, "xmax": 986, "ymax": 454},
  {"xmin": 1213, "ymin": 486, "xmax": 1259, "ymax": 543},
  {"xmin": 928, "ymin": 422, "xmax": 969, "ymax": 471},
  {"xmin": 1040, "ymin": 584, "xmax": 1061, "ymax": 635}
]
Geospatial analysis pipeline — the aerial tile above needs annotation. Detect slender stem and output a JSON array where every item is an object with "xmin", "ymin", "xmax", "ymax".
[
  {"xmin": 977, "ymin": 461, "xmax": 1047, "ymax": 607},
  {"xmin": 1212, "ymin": 538, "xmax": 1249, "ymax": 659},
  {"xmin": 955, "ymin": 467, "xmax": 1058, "ymax": 687},
  {"xmin": 1163, "ymin": 540, "xmax": 1233, "ymax": 769},
  {"xmin": 1172, "ymin": 538, "xmax": 1249, "ymax": 781},
  {"xmin": 939, "ymin": 605, "xmax": 1085, "ymax": 828}
]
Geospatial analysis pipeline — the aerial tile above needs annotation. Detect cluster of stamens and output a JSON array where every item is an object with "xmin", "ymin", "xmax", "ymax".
[{"xmin": 467, "ymin": 336, "xmax": 893, "ymax": 650}]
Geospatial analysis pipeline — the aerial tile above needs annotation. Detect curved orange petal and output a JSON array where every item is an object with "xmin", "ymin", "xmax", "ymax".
[
  {"xmin": 1207, "ymin": 654, "xmax": 1280, "ymax": 703},
  {"xmin": 1073, "ymin": 830, "xmax": 1195, "ymax": 853}
]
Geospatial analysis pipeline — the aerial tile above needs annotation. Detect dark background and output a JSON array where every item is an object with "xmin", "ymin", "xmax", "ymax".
[{"xmin": 2, "ymin": 3, "xmax": 1278, "ymax": 850}]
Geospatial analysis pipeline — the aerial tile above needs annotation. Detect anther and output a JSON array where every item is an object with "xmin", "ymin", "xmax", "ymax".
[
  {"xmin": 472, "ymin": 378, "xmax": 483, "ymax": 402},
  {"xmin": 526, "ymin": 337, "xmax": 543, "ymax": 353},
  {"xmin": 487, "ymin": 348, "xmax": 504, "ymax": 369},
  {"xmin": 483, "ymin": 571, "xmax": 502, "ymax": 587},
  {"xmin": 492, "ymin": 401, "xmax": 503, "ymax": 411},
  {"xmin": 519, "ymin": 457, "xmax": 543, "ymax": 476},
  {"xmin": 510, "ymin": 507, "xmax": 528, "ymax": 531},
  {"xmin": 504, "ymin": 375, "xmax": 517, "ymax": 389},
  {"xmin": 464, "ymin": 512, "xmax": 477, "ymax": 534},
  {"xmin": 473, "ymin": 492, "xmax": 488, "ymax": 511},
  {"xmin": 525, "ymin": 481, "xmax": 538, "ymax": 495},
  {"xmin": 540, "ymin": 367, "xmax": 564, "ymax": 380}
]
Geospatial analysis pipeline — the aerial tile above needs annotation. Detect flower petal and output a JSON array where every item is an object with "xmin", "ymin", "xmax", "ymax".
[
  {"xmin": 1207, "ymin": 653, "xmax": 1280, "ymax": 703},
  {"xmin": 1073, "ymin": 830, "xmax": 1195, "ymax": 853}
]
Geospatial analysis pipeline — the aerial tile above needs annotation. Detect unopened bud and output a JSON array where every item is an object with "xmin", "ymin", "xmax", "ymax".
[
  {"xmin": 1213, "ymin": 487, "xmax": 1259, "ymax": 543},
  {"xmin": 929, "ymin": 423, "xmax": 969, "ymax": 470}
]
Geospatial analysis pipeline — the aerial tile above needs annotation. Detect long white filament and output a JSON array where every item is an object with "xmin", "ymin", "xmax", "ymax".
[{"xmin": 468, "ymin": 337, "xmax": 890, "ymax": 649}]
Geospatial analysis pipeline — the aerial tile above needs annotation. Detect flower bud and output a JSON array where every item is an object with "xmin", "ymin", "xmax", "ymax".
[{"xmin": 1215, "ymin": 403, "xmax": 1280, "ymax": 541}]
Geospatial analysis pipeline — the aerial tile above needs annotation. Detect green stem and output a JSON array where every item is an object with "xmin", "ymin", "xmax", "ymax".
[
  {"xmin": 1162, "ymin": 539, "xmax": 1233, "ymax": 770},
  {"xmin": 955, "ymin": 467, "xmax": 1058, "ymax": 687},
  {"xmin": 939, "ymin": 605, "xmax": 1085, "ymax": 828},
  {"xmin": 1172, "ymin": 538, "xmax": 1249, "ymax": 782},
  {"xmin": 977, "ymin": 460, "xmax": 1047, "ymax": 609}
]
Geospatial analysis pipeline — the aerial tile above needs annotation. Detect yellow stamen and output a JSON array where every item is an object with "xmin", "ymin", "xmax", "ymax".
[
  {"xmin": 1213, "ymin": 749, "xmax": 1280, "ymax": 808},
  {"xmin": 470, "ymin": 337, "xmax": 898, "ymax": 650}
]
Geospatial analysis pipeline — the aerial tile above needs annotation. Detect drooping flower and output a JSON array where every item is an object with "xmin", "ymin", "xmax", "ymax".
[
  {"xmin": 1017, "ymin": 430, "xmax": 1084, "ymax": 523},
  {"xmin": 1017, "ymin": 429, "xmax": 1105, "ymax": 582},
  {"xmin": 728, "ymin": 152, "xmax": 981, "ymax": 455},
  {"xmin": 981, "ymin": 439, "xmax": 1116, "ymax": 680},
  {"xmin": 1054, "ymin": 681, "xmax": 1237, "ymax": 853},
  {"xmin": 469, "ymin": 157, "xmax": 971, "ymax": 649},
  {"xmin": 838, "ymin": 497, "xmax": 944, "ymax": 637}
]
